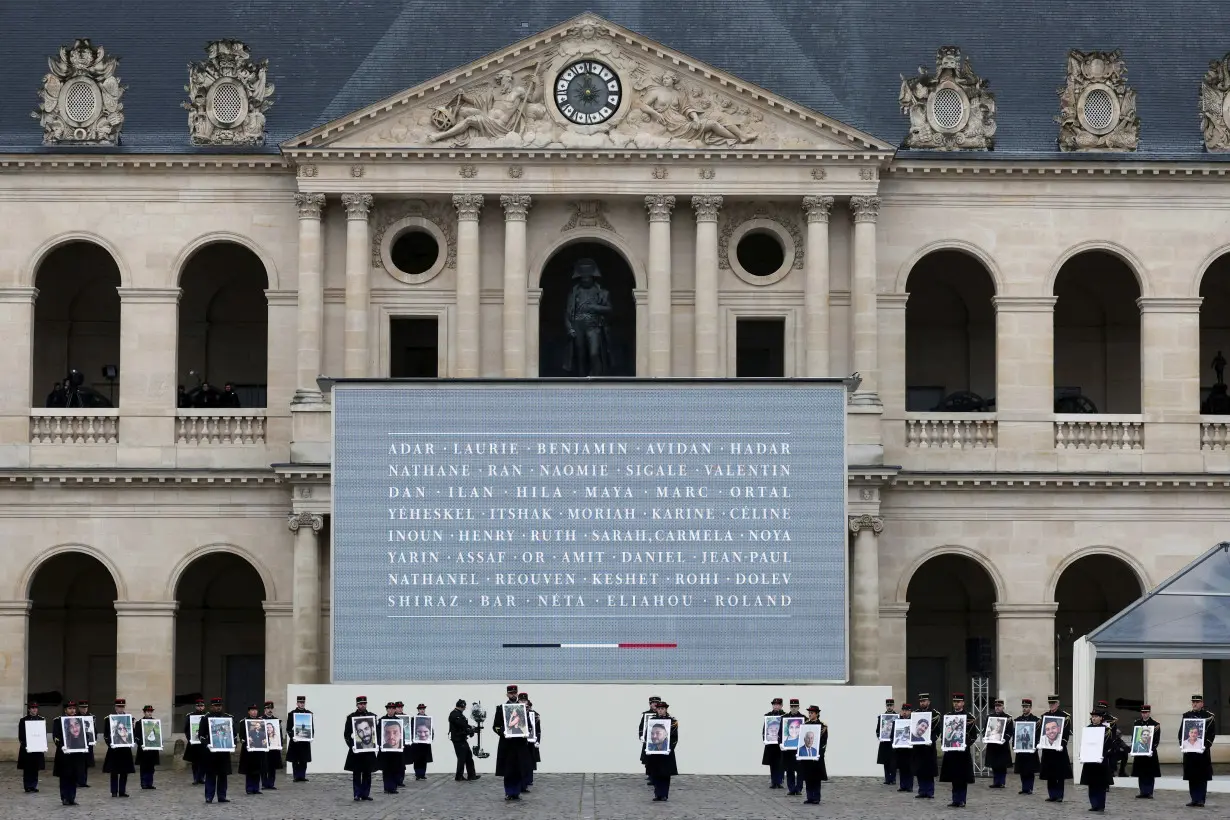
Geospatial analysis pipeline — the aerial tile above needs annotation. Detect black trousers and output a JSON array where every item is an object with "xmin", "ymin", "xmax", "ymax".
[{"xmin": 453, "ymin": 740, "xmax": 476, "ymax": 779}]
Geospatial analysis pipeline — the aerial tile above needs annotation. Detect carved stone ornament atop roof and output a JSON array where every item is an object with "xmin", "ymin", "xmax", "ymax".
[
  {"xmin": 1200, "ymin": 53, "xmax": 1230, "ymax": 151},
  {"xmin": 33, "ymin": 38, "xmax": 125, "ymax": 145},
  {"xmin": 1056, "ymin": 49, "xmax": 1138, "ymax": 151},
  {"xmin": 184, "ymin": 40, "xmax": 275, "ymax": 145},
  {"xmin": 294, "ymin": 15, "xmax": 889, "ymax": 153},
  {"xmin": 899, "ymin": 46, "xmax": 996, "ymax": 150}
]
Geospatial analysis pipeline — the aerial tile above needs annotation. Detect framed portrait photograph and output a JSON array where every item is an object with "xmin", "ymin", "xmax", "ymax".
[
  {"xmin": 941, "ymin": 714, "xmax": 967, "ymax": 752},
  {"xmin": 1180, "ymin": 718, "xmax": 1206, "ymax": 753},
  {"xmin": 1013, "ymin": 720, "xmax": 1037, "ymax": 753},
  {"xmin": 909, "ymin": 713, "xmax": 933, "ymax": 745},
  {"xmin": 763, "ymin": 715, "xmax": 782, "ymax": 745},
  {"xmin": 412, "ymin": 715, "xmax": 433, "ymax": 745},
  {"xmin": 796, "ymin": 725, "xmax": 821, "ymax": 759},
  {"xmin": 892, "ymin": 718, "xmax": 912, "ymax": 749},
  {"xmin": 644, "ymin": 718, "xmax": 671, "ymax": 755},
  {"xmin": 264, "ymin": 719, "xmax": 281, "ymax": 751},
  {"xmin": 1129, "ymin": 724, "xmax": 1155, "ymax": 756},
  {"xmin": 188, "ymin": 713, "xmax": 204, "ymax": 745},
  {"xmin": 82, "ymin": 715, "xmax": 96, "ymax": 746},
  {"xmin": 878, "ymin": 713, "xmax": 894, "ymax": 742},
  {"xmin": 502, "ymin": 703, "xmax": 529, "ymax": 739},
  {"xmin": 291, "ymin": 712, "xmax": 314, "ymax": 742},
  {"xmin": 1079, "ymin": 724, "xmax": 1105, "ymax": 764},
  {"xmin": 244, "ymin": 719, "xmax": 270, "ymax": 751},
  {"xmin": 61, "ymin": 716, "xmax": 88, "ymax": 753},
  {"xmin": 25, "ymin": 719, "xmax": 48, "ymax": 754},
  {"xmin": 380, "ymin": 718, "xmax": 404, "ymax": 752},
  {"xmin": 141, "ymin": 719, "xmax": 163, "ymax": 751},
  {"xmin": 109, "ymin": 713, "xmax": 135, "ymax": 748},
  {"xmin": 983, "ymin": 716, "xmax": 1008, "ymax": 745},
  {"xmin": 207, "ymin": 717, "xmax": 235, "ymax": 752},
  {"xmin": 399, "ymin": 714, "xmax": 411, "ymax": 744},
  {"xmin": 1038, "ymin": 715, "xmax": 1065, "ymax": 751},
  {"xmin": 779, "ymin": 716, "xmax": 805, "ymax": 751},
  {"xmin": 351, "ymin": 716, "xmax": 378, "ymax": 752}
]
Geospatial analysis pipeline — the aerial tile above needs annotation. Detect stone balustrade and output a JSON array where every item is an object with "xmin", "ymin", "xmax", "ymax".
[
  {"xmin": 1054, "ymin": 415, "xmax": 1144, "ymax": 450},
  {"xmin": 30, "ymin": 408, "xmax": 120, "ymax": 444},
  {"xmin": 904, "ymin": 414, "xmax": 997, "ymax": 448},
  {"xmin": 1201, "ymin": 419, "xmax": 1230, "ymax": 450},
  {"xmin": 176, "ymin": 409, "xmax": 267, "ymax": 445}
]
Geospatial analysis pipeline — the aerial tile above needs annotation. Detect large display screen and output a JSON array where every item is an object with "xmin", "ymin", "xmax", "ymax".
[{"xmin": 331, "ymin": 380, "xmax": 847, "ymax": 683}]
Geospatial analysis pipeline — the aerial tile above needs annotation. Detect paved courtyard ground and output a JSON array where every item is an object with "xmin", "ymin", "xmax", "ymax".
[{"xmin": 2, "ymin": 770, "xmax": 1220, "ymax": 819}]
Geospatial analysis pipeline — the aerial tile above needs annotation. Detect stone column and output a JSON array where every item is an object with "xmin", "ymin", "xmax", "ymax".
[
  {"xmin": 342, "ymin": 193, "xmax": 374, "ymax": 378},
  {"xmin": 288, "ymin": 512, "xmax": 324, "ymax": 684},
  {"xmin": 691, "ymin": 195, "xmax": 723, "ymax": 377},
  {"xmin": 453, "ymin": 194, "xmax": 484, "ymax": 377},
  {"xmin": 114, "ymin": 601, "xmax": 177, "ymax": 717},
  {"xmin": 645, "ymin": 195, "xmax": 676, "ymax": 377},
  {"xmin": 263, "ymin": 602, "xmax": 294, "ymax": 708},
  {"xmin": 527, "ymin": 289, "xmax": 542, "ymax": 378},
  {"xmin": 993, "ymin": 297, "xmax": 1058, "ymax": 460},
  {"xmin": 1138, "ymin": 297, "xmax": 1203, "ymax": 462},
  {"xmin": 118, "ymin": 288, "xmax": 181, "ymax": 459},
  {"xmin": 293, "ymin": 193, "xmax": 326, "ymax": 402},
  {"xmin": 995, "ymin": 603, "xmax": 1057, "ymax": 704},
  {"xmin": 848, "ymin": 197, "xmax": 881, "ymax": 404},
  {"xmin": 848, "ymin": 514, "xmax": 883, "ymax": 685},
  {"xmin": 879, "ymin": 602, "xmax": 909, "ymax": 703},
  {"xmin": 0, "ymin": 601, "xmax": 30, "ymax": 737},
  {"xmin": 501, "ymin": 195, "xmax": 532, "ymax": 377},
  {"xmin": 802, "ymin": 196, "xmax": 834, "ymax": 377}
]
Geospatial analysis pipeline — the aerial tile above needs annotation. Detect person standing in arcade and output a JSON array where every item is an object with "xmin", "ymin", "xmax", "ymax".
[
  {"xmin": 875, "ymin": 697, "xmax": 898, "ymax": 786},
  {"xmin": 781, "ymin": 697, "xmax": 805, "ymax": 795},
  {"xmin": 893, "ymin": 703, "xmax": 915, "ymax": 793},
  {"xmin": 762, "ymin": 697, "xmax": 786, "ymax": 789},
  {"xmin": 53, "ymin": 701, "xmax": 88, "ymax": 806},
  {"xmin": 135, "ymin": 705, "xmax": 160, "ymax": 790},
  {"xmin": 1012, "ymin": 698, "xmax": 1041, "ymax": 795},
  {"xmin": 285, "ymin": 695, "xmax": 313, "ymax": 782},
  {"xmin": 196, "ymin": 697, "xmax": 236, "ymax": 804},
  {"xmin": 983, "ymin": 698, "xmax": 1014, "ymax": 789},
  {"xmin": 76, "ymin": 698, "xmax": 96, "ymax": 788},
  {"xmin": 183, "ymin": 698, "xmax": 207, "ymax": 785},
  {"xmin": 17, "ymin": 701, "xmax": 46, "ymax": 793},
  {"xmin": 912, "ymin": 693, "xmax": 940, "ymax": 799},
  {"xmin": 343, "ymin": 695, "xmax": 378, "ymax": 801}
]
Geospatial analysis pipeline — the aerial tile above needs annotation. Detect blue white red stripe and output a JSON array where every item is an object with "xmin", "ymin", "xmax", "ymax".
[{"xmin": 501, "ymin": 642, "xmax": 677, "ymax": 649}]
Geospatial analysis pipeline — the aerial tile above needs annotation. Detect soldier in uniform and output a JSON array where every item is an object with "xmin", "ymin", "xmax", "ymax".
[
  {"xmin": 448, "ymin": 698, "xmax": 479, "ymax": 781},
  {"xmin": 102, "ymin": 698, "xmax": 135, "ymax": 797},
  {"xmin": 285, "ymin": 695, "xmax": 312, "ymax": 782},
  {"xmin": 196, "ymin": 697, "xmax": 236, "ymax": 804},
  {"xmin": 1039, "ymin": 694, "xmax": 1073, "ymax": 802},
  {"xmin": 377, "ymin": 701, "xmax": 403, "ymax": 794},
  {"xmin": 1096, "ymin": 700, "xmax": 1127, "ymax": 777},
  {"xmin": 938, "ymin": 693, "xmax": 978, "ymax": 808},
  {"xmin": 645, "ymin": 700, "xmax": 679, "ymax": 802},
  {"xmin": 780, "ymin": 697, "xmax": 805, "ymax": 795},
  {"xmin": 17, "ymin": 701, "xmax": 46, "ymax": 793},
  {"xmin": 762, "ymin": 697, "xmax": 786, "ymax": 789},
  {"xmin": 796, "ymin": 705, "xmax": 829, "ymax": 804},
  {"xmin": 53, "ymin": 701, "xmax": 88, "ymax": 806},
  {"xmin": 894, "ymin": 703, "xmax": 914, "ymax": 792},
  {"xmin": 236, "ymin": 704, "xmax": 264, "ymax": 795},
  {"xmin": 394, "ymin": 701, "xmax": 409, "ymax": 787},
  {"xmin": 1129, "ymin": 704, "xmax": 1160, "ymax": 798},
  {"xmin": 259, "ymin": 701, "xmax": 280, "ymax": 790},
  {"xmin": 1079, "ymin": 708, "xmax": 1119, "ymax": 812},
  {"xmin": 1180, "ymin": 693, "xmax": 1216, "ymax": 807},
  {"xmin": 408, "ymin": 703, "xmax": 435, "ymax": 781},
  {"xmin": 984, "ymin": 698, "xmax": 1013, "ymax": 789},
  {"xmin": 1012, "ymin": 698, "xmax": 1041, "ymax": 794},
  {"xmin": 343, "ymin": 695, "xmax": 378, "ymax": 801},
  {"xmin": 876, "ymin": 697, "xmax": 898, "ymax": 785},
  {"xmin": 183, "ymin": 698, "xmax": 207, "ymax": 784},
  {"xmin": 76, "ymin": 698, "xmax": 95, "ymax": 787},
  {"xmin": 136, "ymin": 705, "xmax": 159, "ymax": 789},
  {"xmin": 639, "ymin": 695, "xmax": 660, "ymax": 784},
  {"xmin": 912, "ymin": 693, "xmax": 940, "ymax": 799},
  {"xmin": 493, "ymin": 684, "xmax": 531, "ymax": 801},
  {"xmin": 523, "ymin": 696, "xmax": 541, "ymax": 791}
]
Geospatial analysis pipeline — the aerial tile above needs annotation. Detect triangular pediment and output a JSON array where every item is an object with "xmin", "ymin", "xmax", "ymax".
[{"xmin": 284, "ymin": 14, "xmax": 892, "ymax": 155}]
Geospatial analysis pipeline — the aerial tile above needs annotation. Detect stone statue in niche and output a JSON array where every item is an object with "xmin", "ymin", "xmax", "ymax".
[
  {"xmin": 562, "ymin": 258, "xmax": 614, "ymax": 377},
  {"xmin": 1202, "ymin": 349, "xmax": 1230, "ymax": 414},
  {"xmin": 632, "ymin": 70, "xmax": 756, "ymax": 146}
]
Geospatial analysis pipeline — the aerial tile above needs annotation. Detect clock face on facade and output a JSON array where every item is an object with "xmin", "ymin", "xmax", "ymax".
[{"xmin": 554, "ymin": 61, "xmax": 622, "ymax": 125}]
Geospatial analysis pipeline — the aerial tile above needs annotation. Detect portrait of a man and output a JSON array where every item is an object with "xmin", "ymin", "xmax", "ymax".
[
  {"xmin": 984, "ymin": 716, "xmax": 1007, "ymax": 745},
  {"xmin": 292, "ymin": 712, "xmax": 313, "ymax": 741},
  {"xmin": 645, "ymin": 718, "xmax": 671, "ymax": 755},
  {"xmin": 381, "ymin": 718, "xmax": 404, "ymax": 752},
  {"xmin": 1130, "ymin": 725, "xmax": 1153, "ymax": 756},
  {"xmin": 780, "ymin": 717, "xmax": 804, "ymax": 751},
  {"xmin": 110, "ymin": 714, "xmax": 134, "ymax": 748},
  {"xmin": 413, "ymin": 716, "xmax": 432, "ymax": 744},
  {"xmin": 502, "ymin": 703, "xmax": 529, "ymax": 739},
  {"xmin": 62, "ymin": 717, "xmax": 87, "ymax": 752},
  {"xmin": 797, "ymin": 729, "xmax": 820, "ymax": 759},
  {"xmin": 763, "ymin": 715, "xmax": 782, "ymax": 745},
  {"xmin": 910, "ymin": 714, "xmax": 932, "ymax": 745},
  {"xmin": 1180, "ymin": 719, "xmax": 1205, "ymax": 753},
  {"xmin": 1013, "ymin": 721, "xmax": 1037, "ymax": 753},
  {"xmin": 208, "ymin": 717, "xmax": 235, "ymax": 751},
  {"xmin": 352, "ymin": 716, "xmax": 377, "ymax": 751},
  {"xmin": 1038, "ymin": 716, "xmax": 1065, "ymax": 751},
  {"xmin": 245, "ymin": 719, "xmax": 269, "ymax": 750}
]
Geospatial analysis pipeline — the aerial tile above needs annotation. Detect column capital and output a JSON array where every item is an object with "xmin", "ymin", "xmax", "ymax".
[
  {"xmin": 691, "ymin": 195, "xmax": 723, "ymax": 222},
  {"xmin": 992, "ymin": 295, "xmax": 1057, "ymax": 313},
  {"xmin": 113, "ymin": 600, "xmax": 179, "ymax": 616},
  {"xmin": 500, "ymin": 193, "xmax": 533, "ymax": 221},
  {"xmin": 294, "ymin": 192, "xmax": 326, "ymax": 219},
  {"xmin": 453, "ymin": 193, "xmax": 485, "ymax": 221},
  {"xmin": 849, "ymin": 195, "xmax": 881, "ymax": 224},
  {"xmin": 1136, "ymin": 296, "xmax": 1203, "ymax": 314},
  {"xmin": 802, "ymin": 195, "xmax": 834, "ymax": 223},
  {"xmin": 342, "ymin": 192, "xmax": 374, "ymax": 220},
  {"xmin": 848, "ymin": 513, "xmax": 884, "ymax": 534},
  {"xmin": 288, "ymin": 511, "xmax": 324, "ymax": 533},
  {"xmin": 645, "ymin": 194, "xmax": 676, "ymax": 222}
]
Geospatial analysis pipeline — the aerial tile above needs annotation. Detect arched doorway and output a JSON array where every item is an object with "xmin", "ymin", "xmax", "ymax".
[
  {"xmin": 33, "ymin": 242, "xmax": 122, "ymax": 407},
  {"xmin": 1199, "ymin": 254, "xmax": 1230, "ymax": 413},
  {"xmin": 538, "ymin": 241, "xmax": 636, "ymax": 377},
  {"xmin": 178, "ymin": 243, "xmax": 269, "ymax": 407},
  {"xmin": 27, "ymin": 552, "xmax": 118, "ymax": 706},
  {"xmin": 174, "ymin": 553, "xmax": 265, "ymax": 723},
  {"xmin": 906, "ymin": 553, "xmax": 998, "ymax": 701},
  {"xmin": 1053, "ymin": 252, "xmax": 1141, "ymax": 414},
  {"xmin": 1055, "ymin": 554, "xmax": 1144, "ymax": 707},
  {"xmin": 905, "ymin": 251, "xmax": 996, "ymax": 411}
]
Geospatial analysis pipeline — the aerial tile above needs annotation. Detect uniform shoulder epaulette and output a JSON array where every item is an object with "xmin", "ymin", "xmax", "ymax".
[{"xmin": 670, "ymin": 719, "xmax": 678, "ymax": 727}]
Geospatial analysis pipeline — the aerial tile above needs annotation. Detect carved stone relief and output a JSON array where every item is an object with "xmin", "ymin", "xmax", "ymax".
[
  {"xmin": 900, "ymin": 46, "xmax": 996, "ymax": 150},
  {"xmin": 1056, "ymin": 50, "xmax": 1138, "ymax": 151},
  {"xmin": 33, "ymin": 38, "xmax": 125, "ymax": 145},
  {"xmin": 561, "ymin": 201, "xmax": 616, "ymax": 233},
  {"xmin": 1201, "ymin": 53, "xmax": 1230, "ymax": 151},
  {"xmin": 371, "ymin": 200, "xmax": 456, "ymax": 272},
  {"xmin": 718, "ymin": 204, "xmax": 804, "ymax": 272},
  {"xmin": 184, "ymin": 39, "xmax": 274, "ymax": 146}
]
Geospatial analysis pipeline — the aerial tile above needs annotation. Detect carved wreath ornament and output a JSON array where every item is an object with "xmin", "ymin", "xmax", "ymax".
[
  {"xmin": 33, "ymin": 38, "xmax": 125, "ymax": 144},
  {"xmin": 1056, "ymin": 50, "xmax": 1138, "ymax": 151},
  {"xmin": 899, "ymin": 47, "xmax": 996, "ymax": 150},
  {"xmin": 184, "ymin": 40, "xmax": 275, "ymax": 145}
]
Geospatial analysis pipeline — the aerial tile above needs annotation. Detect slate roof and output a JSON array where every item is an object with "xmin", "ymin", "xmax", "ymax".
[{"xmin": 0, "ymin": 0, "xmax": 1226, "ymax": 158}]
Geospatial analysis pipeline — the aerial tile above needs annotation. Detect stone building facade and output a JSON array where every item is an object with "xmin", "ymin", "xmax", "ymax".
[{"xmin": 1, "ymin": 6, "xmax": 1228, "ymax": 760}]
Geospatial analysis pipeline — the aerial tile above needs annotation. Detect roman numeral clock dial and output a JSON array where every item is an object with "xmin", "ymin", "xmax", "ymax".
[{"xmin": 555, "ymin": 60, "xmax": 622, "ymax": 125}]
